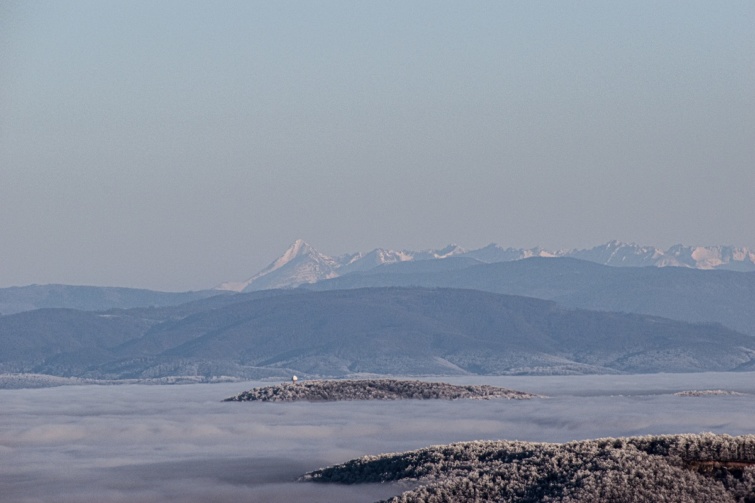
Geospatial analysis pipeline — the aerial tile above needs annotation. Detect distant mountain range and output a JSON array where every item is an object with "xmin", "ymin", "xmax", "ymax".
[
  {"xmin": 2, "ymin": 241, "xmax": 752, "ymax": 315},
  {"xmin": 1, "ymin": 287, "xmax": 752, "ymax": 380},
  {"xmin": 217, "ymin": 240, "xmax": 755, "ymax": 292},
  {"xmin": 306, "ymin": 257, "xmax": 755, "ymax": 337},
  {"xmin": 0, "ymin": 284, "xmax": 220, "ymax": 316},
  {"xmin": 1, "ymin": 240, "xmax": 754, "ymax": 382}
]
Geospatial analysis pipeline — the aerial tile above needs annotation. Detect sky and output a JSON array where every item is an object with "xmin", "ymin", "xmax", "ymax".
[
  {"xmin": 1, "ymin": 1, "xmax": 753, "ymax": 291},
  {"xmin": 2, "ymin": 374, "xmax": 754, "ymax": 502}
]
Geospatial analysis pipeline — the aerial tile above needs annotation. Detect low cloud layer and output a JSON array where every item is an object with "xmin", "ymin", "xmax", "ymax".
[{"xmin": 2, "ymin": 373, "xmax": 754, "ymax": 502}]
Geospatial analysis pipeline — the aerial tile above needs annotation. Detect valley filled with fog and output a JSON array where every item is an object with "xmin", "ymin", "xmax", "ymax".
[{"xmin": 1, "ymin": 373, "xmax": 753, "ymax": 503}]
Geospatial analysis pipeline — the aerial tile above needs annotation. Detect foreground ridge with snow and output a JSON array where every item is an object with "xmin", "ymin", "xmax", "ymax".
[
  {"xmin": 218, "ymin": 240, "xmax": 755, "ymax": 291},
  {"xmin": 224, "ymin": 379, "xmax": 536, "ymax": 402},
  {"xmin": 304, "ymin": 433, "xmax": 755, "ymax": 503}
]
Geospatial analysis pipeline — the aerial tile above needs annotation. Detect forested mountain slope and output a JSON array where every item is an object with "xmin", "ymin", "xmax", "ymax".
[
  {"xmin": 1, "ymin": 287, "xmax": 752, "ymax": 379},
  {"xmin": 306, "ymin": 258, "xmax": 755, "ymax": 336}
]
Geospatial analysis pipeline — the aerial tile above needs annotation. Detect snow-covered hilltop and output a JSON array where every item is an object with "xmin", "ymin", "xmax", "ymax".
[{"xmin": 218, "ymin": 239, "xmax": 755, "ymax": 292}]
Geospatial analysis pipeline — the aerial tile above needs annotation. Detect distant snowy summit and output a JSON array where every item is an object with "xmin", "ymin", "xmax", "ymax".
[
  {"xmin": 217, "ymin": 239, "xmax": 755, "ymax": 292},
  {"xmin": 217, "ymin": 239, "xmax": 341, "ymax": 292}
]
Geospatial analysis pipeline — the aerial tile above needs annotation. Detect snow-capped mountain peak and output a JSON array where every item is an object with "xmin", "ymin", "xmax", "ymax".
[
  {"xmin": 276, "ymin": 239, "xmax": 310, "ymax": 263},
  {"xmin": 567, "ymin": 241, "xmax": 666, "ymax": 267},
  {"xmin": 666, "ymin": 244, "xmax": 755, "ymax": 271},
  {"xmin": 433, "ymin": 244, "xmax": 467, "ymax": 258},
  {"xmin": 217, "ymin": 240, "xmax": 755, "ymax": 292},
  {"xmin": 216, "ymin": 239, "xmax": 340, "ymax": 292}
]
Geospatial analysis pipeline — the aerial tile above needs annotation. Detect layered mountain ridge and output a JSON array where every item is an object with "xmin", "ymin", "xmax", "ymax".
[
  {"xmin": 2, "ymin": 240, "xmax": 754, "ymax": 382},
  {"xmin": 218, "ymin": 240, "xmax": 755, "ymax": 292},
  {"xmin": 2, "ymin": 287, "xmax": 753, "ymax": 380}
]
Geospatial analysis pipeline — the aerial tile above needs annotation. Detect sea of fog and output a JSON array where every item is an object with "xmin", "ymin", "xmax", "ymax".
[{"xmin": 2, "ymin": 373, "xmax": 754, "ymax": 503}]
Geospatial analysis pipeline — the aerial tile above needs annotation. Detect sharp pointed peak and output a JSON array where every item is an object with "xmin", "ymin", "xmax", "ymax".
[
  {"xmin": 274, "ymin": 239, "xmax": 327, "ymax": 265},
  {"xmin": 287, "ymin": 238, "xmax": 312, "ymax": 251}
]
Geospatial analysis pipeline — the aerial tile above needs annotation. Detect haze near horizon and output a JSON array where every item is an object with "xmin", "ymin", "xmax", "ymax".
[{"xmin": 2, "ymin": 1, "xmax": 753, "ymax": 291}]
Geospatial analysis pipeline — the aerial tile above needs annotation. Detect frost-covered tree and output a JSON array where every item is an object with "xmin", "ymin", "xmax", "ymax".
[
  {"xmin": 224, "ymin": 379, "xmax": 536, "ymax": 402},
  {"xmin": 304, "ymin": 434, "xmax": 755, "ymax": 503}
]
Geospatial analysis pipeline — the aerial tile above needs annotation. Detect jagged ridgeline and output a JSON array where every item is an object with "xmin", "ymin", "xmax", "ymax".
[
  {"xmin": 304, "ymin": 433, "xmax": 755, "ymax": 503},
  {"xmin": 224, "ymin": 379, "xmax": 536, "ymax": 402}
]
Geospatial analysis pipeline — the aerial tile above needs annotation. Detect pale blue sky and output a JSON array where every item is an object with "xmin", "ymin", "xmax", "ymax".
[{"xmin": 1, "ymin": 1, "xmax": 753, "ymax": 290}]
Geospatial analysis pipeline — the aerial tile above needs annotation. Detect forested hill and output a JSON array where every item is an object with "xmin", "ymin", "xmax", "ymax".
[
  {"xmin": 305, "ymin": 433, "xmax": 755, "ymax": 503},
  {"xmin": 224, "ymin": 379, "xmax": 536, "ymax": 402}
]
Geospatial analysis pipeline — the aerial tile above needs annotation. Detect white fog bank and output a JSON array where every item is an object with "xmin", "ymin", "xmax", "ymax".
[{"xmin": 1, "ymin": 373, "xmax": 753, "ymax": 502}]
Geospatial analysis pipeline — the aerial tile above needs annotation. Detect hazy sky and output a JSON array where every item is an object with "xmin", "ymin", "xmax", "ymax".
[{"xmin": 2, "ymin": 1, "xmax": 753, "ymax": 291}]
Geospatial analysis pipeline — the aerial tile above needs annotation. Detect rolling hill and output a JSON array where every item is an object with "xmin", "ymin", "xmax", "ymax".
[{"xmin": 1, "ymin": 287, "xmax": 752, "ymax": 380}]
